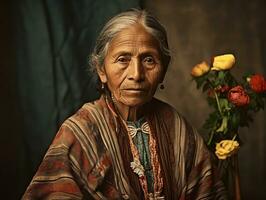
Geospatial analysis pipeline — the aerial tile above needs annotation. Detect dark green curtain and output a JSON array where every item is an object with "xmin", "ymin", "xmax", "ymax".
[{"xmin": 11, "ymin": 0, "xmax": 141, "ymax": 198}]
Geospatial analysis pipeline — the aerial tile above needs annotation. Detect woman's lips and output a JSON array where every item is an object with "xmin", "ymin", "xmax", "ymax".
[
  {"xmin": 122, "ymin": 88, "xmax": 147, "ymax": 94},
  {"xmin": 124, "ymin": 88, "xmax": 145, "ymax": 90}
]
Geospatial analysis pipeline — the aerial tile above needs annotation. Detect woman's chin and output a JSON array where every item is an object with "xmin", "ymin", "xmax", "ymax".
[{"xmin": 120, "ymin": 96, "xmax": 150, "ymax": 107}]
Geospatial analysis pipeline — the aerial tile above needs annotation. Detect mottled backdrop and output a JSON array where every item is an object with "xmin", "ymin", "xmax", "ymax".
[{"xmin": 146, "ymin": 0, "xmax": 266, "ymax": 199}]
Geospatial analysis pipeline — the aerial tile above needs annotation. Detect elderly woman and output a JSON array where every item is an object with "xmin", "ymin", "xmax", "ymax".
[{"xmin": 23, "ymin": 9, "xmax": 227, "ymax": 200}]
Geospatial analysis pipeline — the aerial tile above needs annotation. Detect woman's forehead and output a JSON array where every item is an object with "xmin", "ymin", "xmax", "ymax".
[{"xmin": 107, "ymin": 24, "xmax": 160, "ymax": 55}]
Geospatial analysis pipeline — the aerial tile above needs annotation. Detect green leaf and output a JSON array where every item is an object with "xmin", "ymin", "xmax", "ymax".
[
  {"xmin": 231, "ymin": 112, "xmax": 240, "ymax": 130},
  {"xmin": 202, "ymin": 111, "xmax": 221, "ymax": 131},
  {"xmin": 225, "ymin": 72, "xmax": 238, "ymax": 86},
  {"xmin": 194, "ymin": 75, "xmax": 209, "ymax": 89},
  {"xmin": 216, "ymin": 116, "xmax": 228, "ymax": 133},
  {"xmin": 218, "ymin": 71, "xmax": 225, "ymax": 80},
  {"xmin": 219, "ymin": 98, "xmax": 229, "ymax": 111},
  {"xmin": 214, "ymin": 79, "xmax": 222, "ymax": 87}
]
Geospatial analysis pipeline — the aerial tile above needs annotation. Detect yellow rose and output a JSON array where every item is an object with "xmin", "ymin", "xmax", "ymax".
[
  {"xmin": 191, "ymin": 61, "xmax": 210, "ymax": 77},
  {"xmin": 211, "ymin": 54, "xmax": 236, "ymax": 71},
  {"xmin": 215, "ymin": 140, "xmax": 239, "ymax": 160}
]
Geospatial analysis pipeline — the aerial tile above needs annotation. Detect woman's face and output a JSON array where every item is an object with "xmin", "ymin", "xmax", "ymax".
[{"xmin": 97, "ymin": 24, "xmax": 165, "ymax": 107}]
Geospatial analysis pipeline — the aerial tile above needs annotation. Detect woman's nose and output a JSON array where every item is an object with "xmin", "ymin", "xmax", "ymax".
[{"xmin": 128, "ymin": 59, "xmax": 145, "ymax": 81}]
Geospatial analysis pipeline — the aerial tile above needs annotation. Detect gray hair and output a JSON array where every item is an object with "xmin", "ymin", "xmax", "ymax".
[{"xmin": 89, "ymin": 9, "xmax": 171, "ymax": 73}]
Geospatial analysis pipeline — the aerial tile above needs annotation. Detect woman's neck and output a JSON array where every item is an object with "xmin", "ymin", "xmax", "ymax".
[{"xmin": 111, "ymin": 95, "xmax": 143, "ymax": 122}]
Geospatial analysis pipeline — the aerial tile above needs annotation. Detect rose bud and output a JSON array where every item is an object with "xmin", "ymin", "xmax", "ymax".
[
  {"xmin": 228, "ymin": 85, "xmax": 250, "ymax": 106},
  {"xmin": 249, "ymin": 74, "xmax": 266, "ymax": 93},
  {"xmin": 207, "ymin": 89, "xmax": 215, "ymax": 98},
  {"xmin": 216, "ymin": 85, "xmax": 230, "ymax": 93},
  {"xmin": 211, "ymin": 54, "xmax": 236, "ymax": 71},
  {"xmin": 191, "ymin": 61, "xmax": 210, "ymax": 77}
]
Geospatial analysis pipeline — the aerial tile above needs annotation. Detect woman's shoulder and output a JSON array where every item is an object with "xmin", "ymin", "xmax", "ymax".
[
  {"xmin": 65, "ymin": 97, "xmax": 106, "ymax": 125},
  {"xmin": 48, "ymin": 100, "xmax": 107, "ymax": 164},
  {"xmin": 54, "ymin": 97, "xmax": 106, "ymax": 146}
]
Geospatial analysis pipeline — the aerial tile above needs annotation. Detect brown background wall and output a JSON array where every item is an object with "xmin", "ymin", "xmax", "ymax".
[{"xmin": 145, "ymin": 0, "xmax": 266, "ymax": 199}]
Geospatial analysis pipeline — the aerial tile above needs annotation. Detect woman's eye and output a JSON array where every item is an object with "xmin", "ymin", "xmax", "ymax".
[
  {"xmin": 117, "ymin": 56, "xmax": 130, "ymax": 63},
  {"xmin": 143, "ymin": 56, "xmax": 155, "ymax": 65}
]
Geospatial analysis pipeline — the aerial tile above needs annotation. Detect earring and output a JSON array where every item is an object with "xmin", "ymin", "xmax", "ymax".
[
  {"xmin": 159, "ymin": 83, "xmax": 165, "ymax": 90},
  {"xmin": 101, "ymin": 83, "xmax": 105, "ymax": 90}
]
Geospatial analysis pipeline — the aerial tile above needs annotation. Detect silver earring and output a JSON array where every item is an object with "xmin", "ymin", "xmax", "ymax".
[{"xmin": 101, "ymin": 83, "xmax": 105, "ymax": 90}]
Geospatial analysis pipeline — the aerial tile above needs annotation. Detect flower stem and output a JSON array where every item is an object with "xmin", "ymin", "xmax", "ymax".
[
  {"xmin": 206, "ymin": 78, "xmax": 223, "ymax": 116},
  {"xmin": 206, "ymin": 79, "xmax": 224, "ymax": 145},
  {"xmin": 214, "ymin": 91, "xmax": 223, "ymax": 116}
]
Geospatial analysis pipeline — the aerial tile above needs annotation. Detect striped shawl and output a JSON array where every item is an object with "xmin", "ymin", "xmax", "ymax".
[{"xmin": 23, "ymin": 95, "xmax": 227, "ymax": 199}]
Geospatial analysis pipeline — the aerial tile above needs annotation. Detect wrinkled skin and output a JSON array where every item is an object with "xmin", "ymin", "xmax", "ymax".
[{"xmin": 97, "ymin": 24, "xmax": 165, "ymax": 121}]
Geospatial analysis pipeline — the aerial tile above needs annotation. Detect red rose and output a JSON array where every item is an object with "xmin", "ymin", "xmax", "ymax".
[
  {"xmin": 207, "ymin": 89, "xmax": 215, "ymax": 98},
  {"xmin": 249, "ymin": 74, "xmax": 266, "ymax": 93},
  {"xmin": 228, "ymin": 86, "xmax": 250, "ymax": 106},
  {"xmin": 217, "ymin": 85, "xmax": 230, "ymax": 93}
]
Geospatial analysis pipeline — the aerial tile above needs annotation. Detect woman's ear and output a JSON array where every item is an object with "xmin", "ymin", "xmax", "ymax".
[
  {"xmin": 97, "ymin": 66, "xmax": 107, "ymax": 83},
  {"xmin": 159, "ymin": 58, "xmax": 170, "ymax": 83},
  {"xmin": 159, "ymin": 68, "xmax": 167, "ymax": 83}
]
